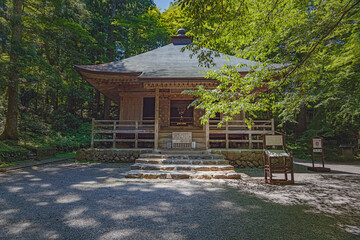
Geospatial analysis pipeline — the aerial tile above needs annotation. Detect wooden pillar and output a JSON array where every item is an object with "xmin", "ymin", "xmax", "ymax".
[
  {"xmin": 225, "ymin": 121, "xmax": 229, "ymax": 149},
  {"xmin": 271, "ymin": 118, "xmax": 275, "ymax": 133},
  {"xmin": 249, "ymin": 133, "xmax": 252, "ymax": 149},
  {"xmin": 113, "ymin": 120, "xmax": 116, "ymax": 148},
  {"xmin": 91, "ymin": 118, "xmax": 95, "ymax": 149},
  {"xmin": 205, "ymin": 120, "xmax": 210, "ymax": 149},
  {"xmin": 135, "ymin": 121, "xmax": 138, "ymax": 148},
  {"xmin": 154, "ymin": 88, "xmax": 159, "ymax": 150}
]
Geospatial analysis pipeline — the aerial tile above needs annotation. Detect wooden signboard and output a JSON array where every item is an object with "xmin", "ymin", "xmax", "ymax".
[
  {"xmin": 308, "ymin": 136, "xmax": 330, "ymax": 172},
  {"xmin": 312, "ymin": 138, "xmax": 323, "ymax": 149},
  {"xmin": 172, "ymin": 132, "xmax": 192, "ymax": 148}
]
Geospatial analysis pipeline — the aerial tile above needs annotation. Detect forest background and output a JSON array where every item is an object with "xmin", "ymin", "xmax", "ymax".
[{"xmin": 1, "ymin": 0, "xmax": 359, "ymax": 163}]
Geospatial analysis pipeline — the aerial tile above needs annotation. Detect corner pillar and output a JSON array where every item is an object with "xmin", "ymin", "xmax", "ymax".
[{"xmin": 154, "ymin": 88, "xmax": 159, "ymax": 150}]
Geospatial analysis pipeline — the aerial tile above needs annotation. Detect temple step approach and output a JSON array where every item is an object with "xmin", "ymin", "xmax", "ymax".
[{"xmin": 125, "ymin": 152, "xmax": 242, "ymax": 180}]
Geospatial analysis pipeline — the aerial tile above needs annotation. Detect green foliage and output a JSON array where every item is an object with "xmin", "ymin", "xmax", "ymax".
[
  {"xmin": 55, "ymin": 152, "xmax": 76, "ymax": 159},
  {"xmin": 175, "ymin": 0, "xmax": 360, "ymax": 159},
  {"xmin": 19, "ymin": 121, "xmax": 92, "ymax": 153},
  {"xmin": 0, "ymin": 142, "xmax": 32, "ymax": 163},
  {"xmin": 51, "ymin": 112, "xmax": 82, "ymax": 132},
  {"xmin": 0, "ymin": 0, "xmax": 169, "ymax": 157},
  {"xmin": 178, "ymin": 0, "xmax": 360, "ymax": 128}
]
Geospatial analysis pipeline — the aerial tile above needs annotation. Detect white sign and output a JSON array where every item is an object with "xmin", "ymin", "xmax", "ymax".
[
  {"xmin": 313, "ymin": 138, "xmax": 322, "ymax": 149},
  {"xmin": 172, "ymin": 132, "xmax": 192, "ymax": 144},
  {"xmin": 313, "ymin": 149, "xmax": 323, "ymax": 153}
]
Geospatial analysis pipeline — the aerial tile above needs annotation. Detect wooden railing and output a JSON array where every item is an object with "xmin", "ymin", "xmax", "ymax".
[
  {"xmin": 91, "ymin": 119, "xmax": 156, "ymax": 148},
  {"xmin": 207, "ymin": 119, "xmax": 274, "ymax": 149},
  {"xmin": 91, "ymin": 118, "xmax": 274, "ymax": 149}
]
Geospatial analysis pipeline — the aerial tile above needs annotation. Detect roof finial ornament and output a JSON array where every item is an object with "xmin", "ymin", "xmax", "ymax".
[
  {"xmin": 171, "ymin": 28, "xmax": 192, "ymax": 45},
  {"xmin": 177, "ymin": 28, "xmax": 186, "ymax": 36}
]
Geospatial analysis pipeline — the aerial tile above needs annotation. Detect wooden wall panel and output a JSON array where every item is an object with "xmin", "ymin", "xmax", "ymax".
[{"xmin": 120, "ymin": 96, "xmax": 143, "ymax": 120}]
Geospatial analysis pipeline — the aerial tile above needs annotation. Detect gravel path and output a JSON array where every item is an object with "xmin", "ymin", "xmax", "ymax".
[{"xmin": 0, "ymin": 162, "xmax": 359, "ymax": 240}]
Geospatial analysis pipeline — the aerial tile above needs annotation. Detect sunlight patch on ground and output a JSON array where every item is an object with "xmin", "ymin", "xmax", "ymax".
[
  {"xmin": 42, "ymin": 230, "xmax": 60, "ymax": 239},
  {"xmin": 36, "ymin": 202, "xmax": 49, "ymax": 206},
  {"xmin": 8, "ymin": 222, "xmax": 31, "ymax": 234},
  {"xmin": 40, "ymin": 183, "xmax": 51, "ymax": 188},
  {"xmin": 339, "ymin": 224, "xmax": 360, "ymax": 235},
  {"xmin": 216, "ymin": 200, "xmax": 249, "ymax": 213},
  {"xmin": 6, "ymin": 186, "xmax": 23, "ymax": 193},
  {"xmin": 224, "ymin": 174, "xmax": 360, "ymax": 216},
  {"xmin": 100, "ymin": 229, "xmax": 138, "ymax": 240},
  {"xmin": 55, "ymin": 194, "xmax": 82, "ymax": 203},
  {"xmin": 41, "ymin": 190, "xmax": 60, "ymax": 196},
  {"xmin": 65, "ymin": 218, "xmax": 99, "ymax": 228},
  {"xmin": 64, "ymin": 207, "xmax": 88, "ymax": 218}
]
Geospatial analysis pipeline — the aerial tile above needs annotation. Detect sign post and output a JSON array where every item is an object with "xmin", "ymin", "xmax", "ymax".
[{"xmin": 308, "ymin": 136, "xmax": 331, "ymax": 172}]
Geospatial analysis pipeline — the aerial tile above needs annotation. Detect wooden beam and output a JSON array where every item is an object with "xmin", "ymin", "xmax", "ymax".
[
  {"xmin": 112, "ymin": 121, "xmax": 116, "ymax": 148},
  {"xmin": 205, "ymin": 120, "xmax": 210, "ymax": 149},
  {"xmin": 154, "ymin": 88, "xmax": 159, "ymax": 150},
  {"xmin": 225, "ymin": 121, "xmax": 229, "ymax": 149},
  {"xmin": 135, "ymin": 121, "xmax": 138, "ymax": 148}
]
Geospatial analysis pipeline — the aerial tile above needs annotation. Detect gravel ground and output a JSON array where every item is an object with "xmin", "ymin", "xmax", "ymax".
[{"xmin": 0, "ymin": 162, "xmax": 359, "ymax": 240}]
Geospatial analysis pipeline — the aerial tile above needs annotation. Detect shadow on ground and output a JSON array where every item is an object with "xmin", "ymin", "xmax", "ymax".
[{"xmin": 0, "ymin": 162, "xmax": 358, "ymax": 239}]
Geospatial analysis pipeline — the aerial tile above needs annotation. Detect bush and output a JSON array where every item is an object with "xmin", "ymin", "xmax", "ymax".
[
  {"xmin": 19, "ymin": 112, "xmax": 51, "ymax": 136},
  {"xmin": 51, "ymin": 112, "xmax": 82, "ymax": 132},
  {"xmin": 286, "ymin": 129, "xmax": 343, "ymax": 162},
  {"xmin": 0, "ymin": 142, "xmax": 32, "ymax": 163},
  {"xmin": 41, "ymin": 122, "xmax": 91, "ymax": 153}
]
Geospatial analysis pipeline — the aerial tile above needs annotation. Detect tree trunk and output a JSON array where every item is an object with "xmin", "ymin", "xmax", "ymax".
[
  {"xmin": 101, "ymin": 1, "xmax": 116, "ymax": 121},
  {"xmin": 0, "ymin": 0, "xmax": 23, "ymax": 141}
]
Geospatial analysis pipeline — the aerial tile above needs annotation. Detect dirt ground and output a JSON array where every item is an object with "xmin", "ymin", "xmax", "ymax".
[
  {"xmin": 211, "ymin": 172, "xmax": 360, "ymax": 236},
  {"xmin": 0, "ymin": 162, "xmax": 359, "ymax": 239}
]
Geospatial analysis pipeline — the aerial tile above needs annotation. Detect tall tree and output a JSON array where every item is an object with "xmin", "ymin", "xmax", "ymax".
[
  {"xmin": 177, "ymin": 0, "xmax": 360, "ymax": 135},
  {"xmin": 1, "ymin": 0, "xmax": 23, "ymax": 140}
]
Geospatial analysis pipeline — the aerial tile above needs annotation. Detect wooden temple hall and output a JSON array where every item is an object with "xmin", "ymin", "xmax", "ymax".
[{"xmin": 75, "ymin": 29, "xmax": 275, "ymax": 150}]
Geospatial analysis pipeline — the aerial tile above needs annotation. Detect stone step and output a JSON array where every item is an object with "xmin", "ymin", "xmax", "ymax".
[
  {"xmin": 135, "ymin": 158, "xmax": 230, "ymax": 165},
  {"xmin": 125, "ymin": 170, "xmax": 242, "ymax": 180},
  {"xmin": 131, "ymin": 163, "xmax": 234, "ymax": 171},
  {"xmin": 158, "ymin": 150, "xmax": 208, "ymax": 154},
  {"xmin": 140, "ymin": 153, "xmax": 224, "ymax": 160},
  {"xmin": 158, "ymin": 138, "xmax": 206, "ymax": 143}
]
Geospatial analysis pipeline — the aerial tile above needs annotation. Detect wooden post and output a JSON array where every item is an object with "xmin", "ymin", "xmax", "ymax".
[
  {"xmin": 271, "ymin": 118, "xmax": 275, "ymax": 133},
  {"xmin": 154, "ymin": 88, "xmax": 159, "ymax": 150},
  {"xmin": 112, "ymin": 120, "xmax": 116, "ymax": 148},
  {"xmin": 205, "ymin": 120, "xmax": 210, "ymax": 149},
  {"xmin": 225, "ymin": 121, "xmax": 229, "ymax": 149},
  {"xmin": 91, "ymin": 118, "xmax": 95, "ymax": 149},
  {"xmin": 135, "ymin": 121, "xmax": 138, "ymax": 148},
  {"xmin": 249, "ymin": 133, "xmax": 252, "ymax": 149}
]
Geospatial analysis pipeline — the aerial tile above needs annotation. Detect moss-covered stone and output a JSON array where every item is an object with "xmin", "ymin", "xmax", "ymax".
[
  {"xmin": 211, "ymin": 149, "xmax": 264, "ymax": 168},
  {"xmin": 75, "ymin": 148, "xmax": 152, "ymax": 163}
]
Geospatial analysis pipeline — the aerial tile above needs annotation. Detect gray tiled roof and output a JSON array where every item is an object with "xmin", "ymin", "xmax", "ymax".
[{"xmin": 75, "ymin": 44, "xmax": 281, "ymax": 79}]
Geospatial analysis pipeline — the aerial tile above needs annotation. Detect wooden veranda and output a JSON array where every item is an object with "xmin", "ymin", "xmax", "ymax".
[{"xmin": 91, "ymin": 118, "xmax": 275, "ymax": 150}]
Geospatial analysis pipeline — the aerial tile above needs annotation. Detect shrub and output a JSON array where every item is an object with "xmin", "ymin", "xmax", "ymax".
[
  {"xmin": 51, "ymin": 112, "xmax": 82, "ymax": 132},
  {"xmin": 0, "ymin": 142, "xmax": 32, "ymax": 163}
]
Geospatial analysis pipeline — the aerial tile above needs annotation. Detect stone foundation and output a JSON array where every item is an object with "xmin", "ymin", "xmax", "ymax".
[
  {"xmin": 76, "ymin": 149, "xmax": 152, "ymax": 163},
  {"xmin": 210, "ymin": 149, "xmax": 264, "ymax": 168},
  {"xmin": 76, "ymin": 148, "xmax": 265, "ymax": 168}
]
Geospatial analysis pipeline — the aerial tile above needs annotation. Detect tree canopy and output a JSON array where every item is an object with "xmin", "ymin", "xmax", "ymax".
[
  {"xmin": 176, "ymin": 0, "xmax": 359, "ymax": 137},
  {"xmin": 0, "ymin": 0, "xmax": 170, "ymax": 143}
]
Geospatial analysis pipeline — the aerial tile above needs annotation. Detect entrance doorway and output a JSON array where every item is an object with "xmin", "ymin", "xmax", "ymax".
[
  {"xmin": 170, "ymin": 100, "xmax": 194, "ymax": 126},
  {"xmin": 143, "ymin": 97, "xmax": 155, "ymax": 121}
]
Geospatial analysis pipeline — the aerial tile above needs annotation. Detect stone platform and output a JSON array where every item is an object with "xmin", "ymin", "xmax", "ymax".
[{"xmin": 125, "ymin": 151, "xmax": 242, "ymax": 180}]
